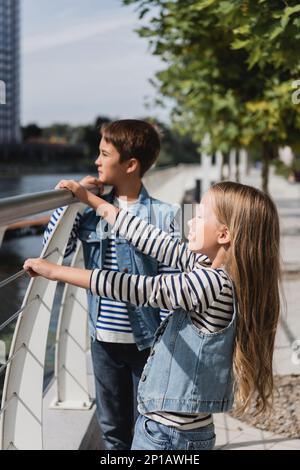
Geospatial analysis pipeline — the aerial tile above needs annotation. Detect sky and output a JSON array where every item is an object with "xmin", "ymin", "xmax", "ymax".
[{"xmin": 21, "ymin": 0, "xmax": 168, "ymax": 126}]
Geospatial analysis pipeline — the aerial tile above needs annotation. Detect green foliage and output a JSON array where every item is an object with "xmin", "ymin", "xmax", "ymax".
[
  {"xmin": 292, "ymin": 156, "xmax": 300, "ymax": 172},
  {"xmin": 81, "ymin": 116, "xmax": 111, "ymax": 157},
  {"xmin": 273, "ymin": 158, "xmax": 292, "ymax": 178},
  {"xmin": 152, "ymin": 119, "xmax": 200, "ymax": 166},
  {"xmin": 22, "ymin": 123, "xmax": 43, "ymax": 141},
  {"xmin": 123, "ymin": 0, "xmax": 300, "ymax": 189}
]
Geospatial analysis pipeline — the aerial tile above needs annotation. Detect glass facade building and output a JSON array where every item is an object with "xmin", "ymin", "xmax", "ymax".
[{"xmin": 0, "ymin": 0, "xmax": 20, "ymax": 143}]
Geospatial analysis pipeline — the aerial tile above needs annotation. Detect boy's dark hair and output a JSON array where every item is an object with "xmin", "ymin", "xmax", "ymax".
[{"xmin": 100, "ymin": 119, "xmax": 161, "ymax": 177}]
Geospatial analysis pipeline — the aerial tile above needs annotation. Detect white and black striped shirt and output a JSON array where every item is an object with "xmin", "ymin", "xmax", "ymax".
[
  {"xmin": 43, "ymin": 206, "xmax": 81, "ymax": 257},
  {"xmin": 97, "ymin": 198, "xmax": 178, "ymax": 343},
  {"xmin": 43, "ymin": 203, "xmax": 178, "ymax": 344},
  {"xmin": 90, "ymin": 209, "xmax": 234, "ymax": 430}
]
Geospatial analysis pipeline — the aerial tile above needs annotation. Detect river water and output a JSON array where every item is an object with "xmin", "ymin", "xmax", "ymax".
[{"xmin": 0, "ymin": 173, "xmax": 88, "ymax": 396}]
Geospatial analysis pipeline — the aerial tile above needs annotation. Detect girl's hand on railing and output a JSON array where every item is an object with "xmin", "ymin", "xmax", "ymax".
[
  {"xmin": 55, "ymin": 179, "xmax": 115, "ymax": 219},
  {"xmin": 23, "ymin": 258, "xmax": 92, "ymax": 289},
  {"xmin": 55, "ymin": 178, "xmax": 119, "ymax": 224},
  {"xmin": 23, "ymin": 258, "xmax": 57, "ymax": 280},
  {"xmin": 78, "ymin": 175, "xmax": 104, "ymax": 195},
  {"xmin": 55, "ymin": 177, "xmax": 104, "ymax": 196}
]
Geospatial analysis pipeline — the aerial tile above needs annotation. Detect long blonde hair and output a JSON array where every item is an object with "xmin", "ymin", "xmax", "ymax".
[{"xmin": 210, "ymin": 181, "xmax": 281, "ymax": 416}]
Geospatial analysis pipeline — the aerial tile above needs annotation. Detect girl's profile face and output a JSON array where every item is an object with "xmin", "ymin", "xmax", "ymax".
[{"xmin": 187, "ymin": 191, "xmax": 222, "ymax": 258}]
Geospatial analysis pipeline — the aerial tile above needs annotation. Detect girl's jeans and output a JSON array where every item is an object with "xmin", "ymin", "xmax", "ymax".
[{"xmin": 131, "ymin": 414, "xmax": 216, "ymax": 450}]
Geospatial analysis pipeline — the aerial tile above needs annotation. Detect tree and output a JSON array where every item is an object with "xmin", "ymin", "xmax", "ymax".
[
  {"xmin": 144, "ymin": 117, "xmax": 200, "ymax": 166},
  {"xmin": 81, "ymin": 116, "xmax": 111, "ymax": 158},
  {"xmin": 22, "ymin": 123, "xmax": 43, "ymax": 141},
  {"xmin": 124, "ymin": 0, "xmax": 300, "ymax": 191}
]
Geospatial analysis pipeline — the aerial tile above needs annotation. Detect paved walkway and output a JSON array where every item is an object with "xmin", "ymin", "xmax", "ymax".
[
  {"xmin": 146, "ymin": 165, "xmax": 300, "ymax": 450},
  {"xmin": 214, "ymin": 413, "xmax": 300, "ymax": 450}
]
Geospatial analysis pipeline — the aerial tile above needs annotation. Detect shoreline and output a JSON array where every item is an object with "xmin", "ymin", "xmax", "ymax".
[{"xmin": 0, "ymin": 167, "xmax": 93, "ymax": 177}]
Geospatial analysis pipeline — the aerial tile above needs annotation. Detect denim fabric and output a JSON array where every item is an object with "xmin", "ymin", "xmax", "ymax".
[
  {"xmin": 131, "ymin": 414, "xmax": 216, "ymax": 450},
  {"xmin": 77, "ymin": 184, "xmax": 179, "ymax": 350},
  {"xmin": 137, "ymin": 294, "xmax": 237, "ymax": 415},
  {"xmin": 91, "ymin": 340, "xmax": 150, "ymax": 450}
]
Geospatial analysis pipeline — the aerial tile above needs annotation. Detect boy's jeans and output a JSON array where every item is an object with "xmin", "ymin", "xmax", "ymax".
[
  {"xmin": 91, "ymin": 340, "xmax": 150, "ymax": 450},
  {"xmin": 131, "ymin": 414, "xmax": 216, "ymax": 450}
]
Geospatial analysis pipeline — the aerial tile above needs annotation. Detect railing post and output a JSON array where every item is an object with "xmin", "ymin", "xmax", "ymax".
[
  {"xmin": 239, "ymin": 148, "xmax": 249, "ymax": 177},
  {"xmin": 0, "ymin": 226, "xmax": 7, "ymax": 248},
  {"xmin": 229, "ymin": 149, "xmax": 236, "ymax": 181},
  {"xmin": 0, "ymin": 203, "xmax": 82, "ymax": 450},
  {"xmin": 0, "ymin": 340, "xmax": 6, "ymax": 365},
  {"xmin": 215, "ymin": 151, "xmax": 223, "ymax": 181},
  {"xmin": 51, "ymin": 242, "xmax": 93, "ymax": 410}
]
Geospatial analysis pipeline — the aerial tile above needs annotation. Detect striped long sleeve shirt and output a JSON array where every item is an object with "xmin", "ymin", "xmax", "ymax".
[
  {"xmin": 43, "ymin": 206, "xmax": 80, "ymax": 257},
  {"xmin": 43, "ymin": 202, "xmax": 179, "ymax": 343},
  {"xmin": 90, "ymin": 209, "xmax": 234, "ymax": 430},
  {"xmin": 90, "ymin": 209, "xmax": 234, "ymax": 335}
]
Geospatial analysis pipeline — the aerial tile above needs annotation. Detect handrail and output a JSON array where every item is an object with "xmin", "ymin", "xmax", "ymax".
[
  {"xmin": 0, "ymin": 202, "xmax": 87, "ymax": 449},
  {"xmin": 0, "ymin": 183, "xmax": 101, "ymax": 449},
  {"xmin": 0, "ymin": 185, "xmax": 99, "ymax": 226}
]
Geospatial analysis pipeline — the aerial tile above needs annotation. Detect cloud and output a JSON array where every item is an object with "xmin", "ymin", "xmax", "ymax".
[{"xmin": 23, "ymin": 16, "xmax": 136, "ymax": 54}]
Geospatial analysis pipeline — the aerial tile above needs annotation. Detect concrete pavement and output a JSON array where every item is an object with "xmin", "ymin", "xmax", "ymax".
[{"xmin": 214, "ymin": 413, "xmax": 300, "ymax": 450}]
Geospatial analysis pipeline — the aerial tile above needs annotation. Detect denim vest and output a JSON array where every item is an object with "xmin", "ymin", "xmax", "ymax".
[
  {"xmin": 137, "ymin": 287, "xmax": 237, "ymax": 414},
  {"xmin": 77, "ymin": 184, "xmax": 179, "ymax": 350}
]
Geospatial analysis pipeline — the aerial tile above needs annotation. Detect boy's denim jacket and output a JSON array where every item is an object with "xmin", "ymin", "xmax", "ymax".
[{"xmin": 77, "ymin": 185, "xmax": 179, "ymax": 350}]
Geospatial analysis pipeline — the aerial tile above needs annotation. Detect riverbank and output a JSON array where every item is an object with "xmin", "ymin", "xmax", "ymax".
[{"xmin": 0, "ymin": 165, "xmax": 94, "ymax": 177}]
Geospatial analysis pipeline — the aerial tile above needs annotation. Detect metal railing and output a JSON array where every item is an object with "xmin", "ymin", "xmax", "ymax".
[{"xmin": 0, "ymin": 187, "xmax": 97, "ymax": 450}]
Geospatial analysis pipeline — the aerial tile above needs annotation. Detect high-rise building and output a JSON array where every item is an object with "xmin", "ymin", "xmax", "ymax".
[{"xmin": 0, "ymin": 0, "xmax": 21, "ymax": 144}]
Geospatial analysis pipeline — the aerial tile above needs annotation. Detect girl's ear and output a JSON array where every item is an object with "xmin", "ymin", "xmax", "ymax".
[{"xmin": 218, "ymin": 225, "xmax": 231, "ymax": 245}]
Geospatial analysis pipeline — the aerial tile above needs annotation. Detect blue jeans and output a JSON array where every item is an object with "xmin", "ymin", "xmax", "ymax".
[
  {"xmin": 131, "ymin": 414, "xmax": 216, "ymax": 450},
  {"xmin": 91, "ymin": 340, "xmax": 150, "ymax": 450}
]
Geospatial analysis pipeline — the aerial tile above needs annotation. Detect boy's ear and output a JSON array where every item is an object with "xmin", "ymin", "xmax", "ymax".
[
  {"xmin": 126, "ymin": 158, "xmax": 140, "ymax": 175},
  {"xmin": 218, "ymin": 225, "xmax": 231, "ymax": 245}
]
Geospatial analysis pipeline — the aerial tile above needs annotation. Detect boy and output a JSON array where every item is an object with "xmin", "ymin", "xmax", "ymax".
[{"xmin": 43, "ymin": 120, "xmax": 179, "ymax": 450}]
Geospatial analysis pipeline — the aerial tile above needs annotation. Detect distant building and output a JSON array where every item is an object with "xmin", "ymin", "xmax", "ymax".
[{"xmin": 0, "ymin": 0, "xmax": 21, "ymax": 144}]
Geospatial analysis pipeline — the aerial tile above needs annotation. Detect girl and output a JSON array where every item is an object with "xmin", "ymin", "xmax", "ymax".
[{"xmin": 24, "ymin": 180, "xmax": 281, "ymax": 451}]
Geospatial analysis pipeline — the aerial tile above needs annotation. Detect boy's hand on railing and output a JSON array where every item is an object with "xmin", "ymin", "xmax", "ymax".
[
  {"xmin": 23, "ymin": 258, "xmax": 57, "ymax": 280},
  {"xmin": 55, "ymin": 179, "xmax": 92, "ymax": 204}
]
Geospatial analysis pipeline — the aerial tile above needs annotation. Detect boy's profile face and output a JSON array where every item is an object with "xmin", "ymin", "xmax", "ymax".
[{"xmin": 95, "ymin": 137, "xmax": 133, "ymax": 185}]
